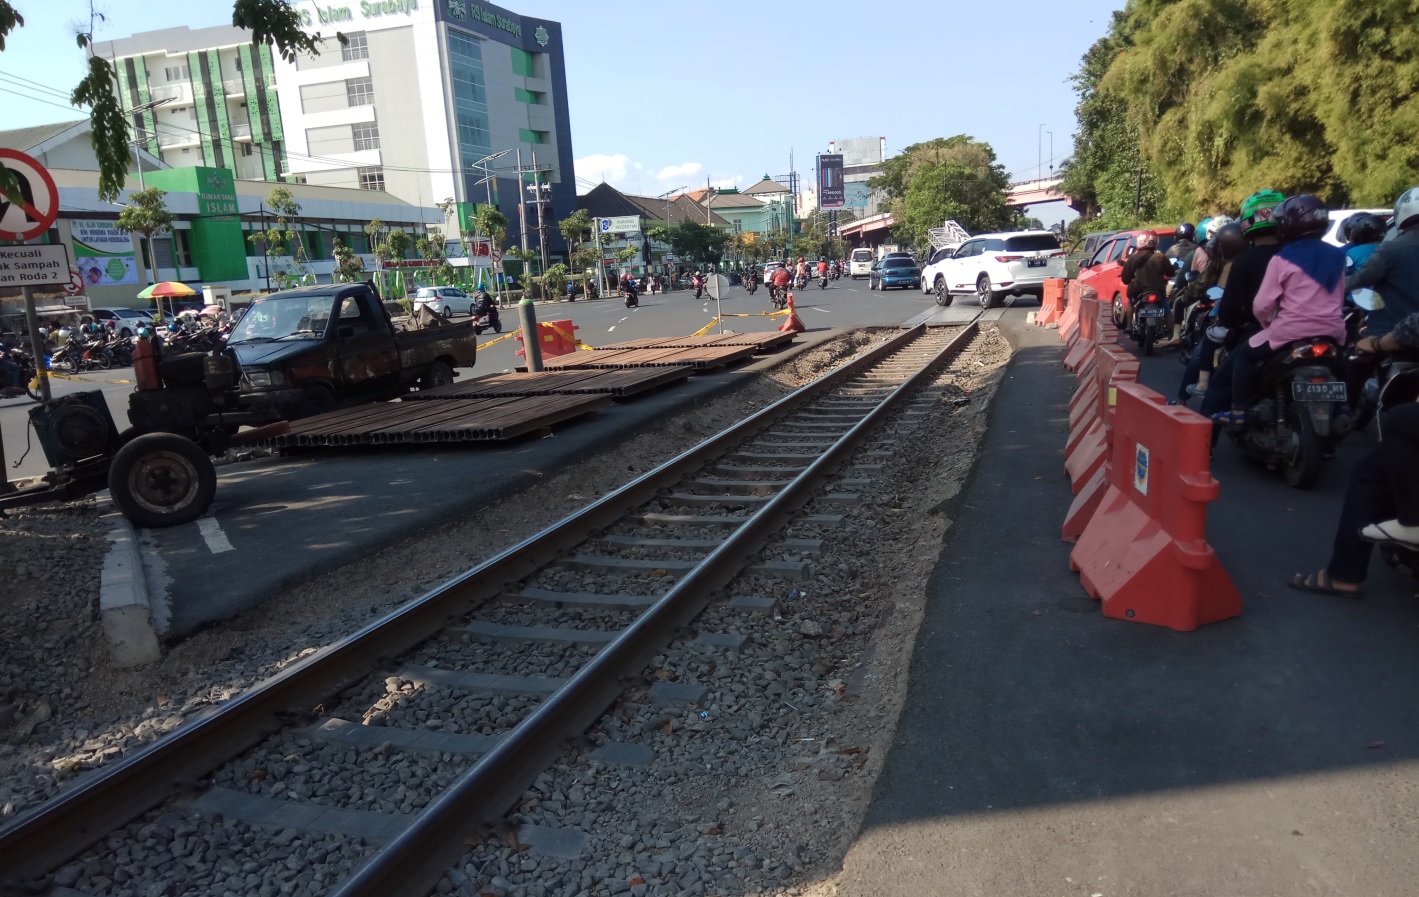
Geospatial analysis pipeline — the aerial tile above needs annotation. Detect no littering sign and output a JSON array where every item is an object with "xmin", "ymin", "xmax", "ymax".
[{"xmin": 0, "ymin": 243, "xmax": 72, "ymax": 286}]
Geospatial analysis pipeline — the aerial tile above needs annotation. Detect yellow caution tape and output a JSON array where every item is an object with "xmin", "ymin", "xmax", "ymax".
[
  {"xmin": 689, "ymin": 316, "xmax": 722, "ymax": 337},
  {"xmin": 33, "ymin": 372, "xmax": 131, "ymax": 385},
  {"xmin": 479, "ymin": 331, "xmax": 517, "ymax": 349}
]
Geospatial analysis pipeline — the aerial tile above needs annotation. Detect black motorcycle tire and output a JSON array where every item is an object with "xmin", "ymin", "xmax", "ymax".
[
  {"xmin": 52, "ymin": 354, "xmax": 77, "ymax": 375},
  {"xmin": 91, "ymin": 352, "xmax": 113, "ymax": 371},
  {"xmin": 1283, "ymin": 403, "xmax": 1324, "ymax": 490},
  {"xmin": 1141, "ymin": 326, "xmax": 1155, "ymax": 357}
]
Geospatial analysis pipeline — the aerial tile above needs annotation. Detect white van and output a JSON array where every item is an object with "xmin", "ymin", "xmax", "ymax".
[{"xmin": 849, "ymin": 248, "xmax": 875, "ymax": 279}]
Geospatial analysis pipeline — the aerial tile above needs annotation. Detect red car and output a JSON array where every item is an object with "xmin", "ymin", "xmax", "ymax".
[{"xmin": 1076, "ymin": 227, "xmax": 1177, "ymax": 323}]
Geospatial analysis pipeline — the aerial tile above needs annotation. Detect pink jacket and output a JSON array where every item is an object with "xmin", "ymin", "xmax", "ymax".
[{"xmin": 1249, "ymin": 255, "xmax": 1347, "ymax": 350}]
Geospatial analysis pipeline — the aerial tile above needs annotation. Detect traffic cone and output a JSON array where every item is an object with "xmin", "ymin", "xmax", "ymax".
[{"xmin": 779, "ymin": 292, "xmax": 805, "ymax": 333}]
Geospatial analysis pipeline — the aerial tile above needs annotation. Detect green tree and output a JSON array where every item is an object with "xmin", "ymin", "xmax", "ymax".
[
  {"xmin": 249, "ymin": 186, "xmax": 312, "ymax": 289},
  {"xmin": 0, "ymin": 1, "xmax": 342, "ymax": 203},
  {"xmin": 870, "ymin": 136, "xmax": 1013, "ymax": 246},
  {"xmin": 331, "ymin": 235, "xmax": 364, "ymax": 283},
  {"xmin": 114, "ymin": 186, "xmax": 173, "ymax": 288},
  {"xmin": 416, "ymin": 227, "xmax": 455, "ymax": 286},
  {"xmin": 653, "ymin": 221, "xmax": 730, "ymax": 268},
  {"xmin": 558, "ymin": 209, "xmax": 599, "ymax": 289}
]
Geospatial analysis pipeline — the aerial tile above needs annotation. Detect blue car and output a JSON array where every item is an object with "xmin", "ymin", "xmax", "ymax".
[{"xmin": 869, "ymin": 257, "xmax": 922, "ymax": 290}]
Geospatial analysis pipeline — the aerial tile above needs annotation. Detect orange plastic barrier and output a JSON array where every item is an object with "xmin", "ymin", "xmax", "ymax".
[
  {"xmin": 1064, "ymin": 345, "xmax": 1138, "ymax": 509},
  {"xmin": 1058, "ymin": 281, "xmax": 1081, "ymax": 343},
  {"xmin": 1063, "ymin": 294, "xmax": 1099, "ymax": 372},
  {"xmin": 1036, "ymin": 278, "xmax": 1065, "ymax": 326},
  {"xmin": 516, "ymin": 319, "xmax": 579, "ymax": 359},
  {"xmin": 1070, "ymin": 382, "xmax": 1241, "ymax": 630}
]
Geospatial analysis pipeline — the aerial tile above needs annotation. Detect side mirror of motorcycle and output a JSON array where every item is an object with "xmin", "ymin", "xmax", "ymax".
[
  {"xmin": 1206, "ymin": 286, "xmax": 1224, "ymax": 301},
  {"xmin": 1350, "ymin": 287, "xmax": 1380, "ymax": 311}
]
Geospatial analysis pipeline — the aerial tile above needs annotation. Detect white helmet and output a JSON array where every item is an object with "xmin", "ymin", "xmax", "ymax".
[
  {"xmin": 1205, "ymin": 216, "xmax": 1236, "ymax": 240},
  {"xmin": 1394, "ymin": 187, "xmax": 1419, "ymax": 230}
]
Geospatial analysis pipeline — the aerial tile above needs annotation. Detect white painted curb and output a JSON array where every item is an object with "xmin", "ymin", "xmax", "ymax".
[{"xmin": 97, "ymin": 497, "xmax": 162, "ymax": 668}]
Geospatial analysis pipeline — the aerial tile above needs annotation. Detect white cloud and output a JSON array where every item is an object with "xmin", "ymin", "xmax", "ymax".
[
  {"xmin": 575, "ymin": 153, "xmax": 631, "ymax": 188},
  {"xmin": 711, "ymin": 175, "xmax": 742, "ymax": 191},
  {"xmin": 655, "ymin": 162, "xmax": 703, "ymax": 181},
  {"xmin": 632, "ymin": 161, "xmax": 643, "ymax": 170}
]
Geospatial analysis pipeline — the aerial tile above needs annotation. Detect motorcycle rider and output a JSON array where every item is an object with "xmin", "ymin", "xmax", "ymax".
[
  {"xmin": 1160, "ymin": 223, "xmax": 1201, "ymax": 346},
  {"xmin": 794, "ymin": 256, "xmax": 808, "ymax": 286},
  {"xmin": 1176, "ymin": 223, "xmax": 1248, "ymax": 402},
  {"xmin": 1343, "ymin": 212, "xmax": 1385, "ymax": 272},
  {"xmin": 1119, "ymin": 232, "xmax": 1172, "ymax": 330},
  {"xmin": 770, "ymin": 261, "xmax": 792, "ymax": 304},
  {"xmin": 816, "ymin": 258, "xmax": 829, "ymax": 281},
  {"xmin": 1216, "ymin": 194, "xmax": 1347, "ymax": 428},
  {"xmin": 1167, "ymin": 222, "xmax": 1198, "ymax": 262},
  {"xmin": 1347, "ymin": 187, "xmax": 1419, "ymax": 338},
  {"xmin": 1201, "ymin": 190, "xmax": 1286, "ymax": 415}
]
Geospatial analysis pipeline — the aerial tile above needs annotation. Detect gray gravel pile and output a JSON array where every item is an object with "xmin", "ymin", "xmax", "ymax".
[
  {"xmin": 55, "ymin": 810, "xmax": 371, "ymax": 897},
  {"xmin": 0, "ymin": 501, "xmax": 108, "ymax": 820},
  {"xmin": 213, "ymin": 732, "xmax": 468, "ymax": 815}
]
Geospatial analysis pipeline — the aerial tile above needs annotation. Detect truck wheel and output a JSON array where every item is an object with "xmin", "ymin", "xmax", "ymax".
[
  {"xmin": 108, "ymin": 433, "xmax": 217, "ymax": 529},
  {"xmin": 421, "ymin": 360, "xmax": 455, "ymax": 389},
  {"xmin": 302, "ymin": 384, "xmax": 338, "ymax": 417}
]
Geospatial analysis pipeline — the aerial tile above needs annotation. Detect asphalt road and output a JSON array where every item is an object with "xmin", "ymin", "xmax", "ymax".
[
  {"xmin": 0, "ymin": 279, "xmax": 941, "ymax": 481},
  {"xmin": 839, "ymin": 314, "xmax": 1419, "ymax": 897}
]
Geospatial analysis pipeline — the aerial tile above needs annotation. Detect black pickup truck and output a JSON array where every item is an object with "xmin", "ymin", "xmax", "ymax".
[{"xmin": 226, "ymin": 283, "xmax": 477, "ymax": 420}]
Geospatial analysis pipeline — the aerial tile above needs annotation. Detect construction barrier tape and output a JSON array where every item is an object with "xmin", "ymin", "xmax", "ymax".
[
  {"xmin": 34, "ymin": 372, "xmax": 132, "ymax": 385},
  {"xmin": 719, "ymin": 309, "xmax": 792, "ymax": 318},
  {"xmin": 689, "ymin": 317, "xmax": 722, "ymax": 337},
  {"xmin": 479, "ymin": 331, "xmax": 517, "ymax": 349}
]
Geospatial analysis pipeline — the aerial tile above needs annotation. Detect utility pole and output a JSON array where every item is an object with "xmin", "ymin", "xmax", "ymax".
[
  {"xmin": 516, "ymin": 148, "xmax": 529, "ymax": 266},
  {"xmin": 531, "ymin": 149, "xmax": 549, "ymax": 281},
  {"xmin": 1134, "ymin": 166, "xmax": 1144, "ymax": 215}
]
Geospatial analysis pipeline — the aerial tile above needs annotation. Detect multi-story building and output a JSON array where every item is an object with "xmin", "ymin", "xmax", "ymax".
[{"xmin": 91, "ymin": 0, "xmax": 576, "ymax": 265}]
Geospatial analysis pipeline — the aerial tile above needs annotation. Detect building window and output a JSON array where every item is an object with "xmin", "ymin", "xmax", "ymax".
[
  {"xmin": 342, "ymin": 31, "xmax": 369, "ymax": 61},
  {"xmin": 240, "ymin": 143, "xmax": 254, "ymax": 157},
  {"xmin": 510, "ymin": 48, "xmax": 536, "ymax": 77},
  {"xmin": 346, "ymin": 76, "xmax": 374, "ymax": 106},
  {"xmin": 173, "ymin": 230, "xmax": 193, "ymax": 268},
  {"xmin": 457, "ymin": 112, "xmax": 491, "ymax": 152},
  {"xmin": 352, "ymin": 121, "xmax": 380, "ymax": 151},
  {"xmin": 163, "ymin": 64, "xmax": 189, "ymax": 81},
  {"xmin": 447, "ymin": 31, "xmax": 487, "ymax": 109},
  {"xmin": 519, "ymin": 128, "xmax": 547, "ymax": 145},
  {"xmin": 733, "ymin": 219, "xmax": 743, "ymax": 233},
  {"xmin": 358, "ymin": 167, "xmax": 385, "ymax": 191},
  {"xmin": 514, "ymin": 87, "xmax": 543, "ymax": 105}
]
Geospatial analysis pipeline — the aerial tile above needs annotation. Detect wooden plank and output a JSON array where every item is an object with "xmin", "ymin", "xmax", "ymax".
[
  {"xmin": 269, "ymin": 394, "xmax": 609, "ymax": 447},
  {"xmin": 403, "ymin": 366, "xmax": 693, "ymax": 400}
]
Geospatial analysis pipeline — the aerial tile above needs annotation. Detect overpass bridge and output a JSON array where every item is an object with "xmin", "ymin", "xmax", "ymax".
[{"xmin": 1007, "ymin": 175, "xmax": 1082, "ymax": 210}]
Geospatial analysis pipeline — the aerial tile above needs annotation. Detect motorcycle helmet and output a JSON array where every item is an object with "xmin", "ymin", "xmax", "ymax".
[
  {"xmin": 1136, "ymin": 232, "xmax": 1159, "ymax": 250},
  {"xmin": 1196, "ymin": 217, "xmax": 1214, "ymax": 243},
  {"xmin": 1274, "ymin": 194, "xmax": 1330, "ymax": 242},
  {"xmin": 1204, "ymin": 216, "xmax": 1235, "ymax": 240},
  {"xmin": 1175, "ymin": 222, "xmax": 1196, "ymax": 242},
  {"xmin": 1394, "ymin": 186, "xmax": 1419, "ymax": 230},
  {"xmin": 1345, "ymin": 212, "xmax": 1386, "ymax": 245},
  {"xmin": 1213, "ymin": 222, "xmax": 1248, "ymax": 262},
  {"xmin": 1240, "ymin": 189, "xmax": 1284, "ymax": 234}
]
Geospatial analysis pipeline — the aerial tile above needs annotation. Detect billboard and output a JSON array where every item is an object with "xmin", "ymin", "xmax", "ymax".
[
  {"xmin": 818, "ymin": 154, "xmax": 845, "ymax": 209},
  {"xmin": 71, "ymin": 219, "xmax": 138, "ymax": 286},
  {"xmin": 843, "ymin": 181, "xmax": 872, "ymax": 209}
]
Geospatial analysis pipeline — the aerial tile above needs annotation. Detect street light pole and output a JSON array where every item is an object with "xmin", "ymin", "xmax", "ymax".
[{"xmin": 1037, "ymin": 123, "xmax": 1047, "ymax": 183}]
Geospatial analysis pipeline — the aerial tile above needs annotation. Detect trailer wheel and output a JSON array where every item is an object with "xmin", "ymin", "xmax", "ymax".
[{"xmin": 108, "ymin": 433, "xmax": 217, "ymax": 528}]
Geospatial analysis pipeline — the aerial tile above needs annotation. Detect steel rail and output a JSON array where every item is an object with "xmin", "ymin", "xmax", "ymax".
[
  {"xmin": 0, "ymin": 321, "xmax": 966, "ymax": 882},
  {"xmin": 332, "ymin": 320, "xmax": 980, "ymax": 897}
]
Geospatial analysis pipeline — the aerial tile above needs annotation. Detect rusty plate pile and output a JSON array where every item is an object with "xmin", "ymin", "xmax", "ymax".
[
  {"xmin": 269, "ymin": 394, "xmax": 610, "ymax": 447},
  {"xmin": 593, "ymin": 331, "xmax": 796, "ymax": 352},
  {"xmin": 404, "ymin": 366, "xmax": 694, "ymax": 401},
  {"xmin": 535, "ymin": 344, "xmax": 755, "ymax": 371}
]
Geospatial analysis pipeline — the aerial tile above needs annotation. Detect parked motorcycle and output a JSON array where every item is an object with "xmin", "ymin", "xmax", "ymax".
[
  {"xmin": 1129, "ymin": 290, "xmax": 1170, "ymax": 356},
  {"xmin": 1227, "ymin": 337, "xmax": 1351, "ymax": 489}
]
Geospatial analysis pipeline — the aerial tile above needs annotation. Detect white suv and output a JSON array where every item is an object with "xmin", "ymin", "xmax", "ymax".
[
  {"xmin": 919, "ymin": 244, "xmax": 964, "ymax": 298},
  {"xmin": 414, "ymin": 286, "xmax": 474, "ymax": 316},
  {"xmin": 932, "ymin": 230, "xmax": 1066, "ymax": 306},
  {"xmin": 848, "ymin": 248, "xmax": 874, "ymax": 278}
]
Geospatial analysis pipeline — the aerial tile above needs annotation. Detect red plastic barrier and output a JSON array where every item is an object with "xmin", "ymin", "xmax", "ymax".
[
  {"xmin": 1064, "ymin": 345, "xmax": 1138, "ymax": 505},
  {"xmin": 1037, "ymin": 278, "xmax": 1064, "ymax": 326},
  {"xmin": 1070, "ymin": 382, "xmax": 1242, "ymax": 630},
  {"xmin": 516, "ymin": 319, "xmax": 580, "ymax": 359}
]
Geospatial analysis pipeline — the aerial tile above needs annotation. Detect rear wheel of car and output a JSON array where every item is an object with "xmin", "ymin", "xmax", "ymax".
[
  {"xmin": 443, "ymin": 305, "xmax": 452, "ymax": 317},
  {"xmin": 301, "ymin": 384, "xmax": 339, "ymax": 418},
  {"xmin": 421, "ymin": 360, "xmax": 455, "ymax": 390},
  {"xmin": 934, "ymin": 276, "xmax": 952, "ymax": 307},
  {"xmin": 1111, "ymin": 294, "xmax": 1127, "ymax": 328},
  {"xmin": 977, "ymin": 275, "xmax": 997, "ymax": 307}
]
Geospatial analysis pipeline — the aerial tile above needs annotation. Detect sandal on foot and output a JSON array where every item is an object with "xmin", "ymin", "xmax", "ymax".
[
  {"xmin": 1360, "ymin": 520, "xmax": 1419, "ymax": 549},
  {"xmin": 1211, "ymin": 409, "xmax": 1246, "ymax": 426},
  {"xmin": 1187, "ymin": 383, "xmax": 1208, "ymax": 398},
  {"xmin": 1288, "ymin": 571, "xmax": 1365, "ymax": 598}
]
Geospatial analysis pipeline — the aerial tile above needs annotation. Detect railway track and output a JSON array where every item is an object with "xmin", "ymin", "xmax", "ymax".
[{"xmin": 1, "ymin": 320, "xmax": 981, "ymax": 897}]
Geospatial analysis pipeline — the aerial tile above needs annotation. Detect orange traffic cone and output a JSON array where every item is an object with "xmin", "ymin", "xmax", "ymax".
[{"xmin": 779, "ymin": 292, "xmax": 805, "ymax": 333}]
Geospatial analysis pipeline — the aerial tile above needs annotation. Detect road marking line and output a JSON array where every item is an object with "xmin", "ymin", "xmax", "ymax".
[
  {"xmin": 608, "ymin": 326, "xmax": 616, "ymax": 332},
  {"xmin": 197, "ymin": 517, "xmax": 235, "ymax": 554}
]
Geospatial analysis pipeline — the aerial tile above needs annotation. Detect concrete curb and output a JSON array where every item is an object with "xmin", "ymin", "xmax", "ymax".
[{"xmin": 97, "ymin": 495, "xmax": 163, "ymax": 668}]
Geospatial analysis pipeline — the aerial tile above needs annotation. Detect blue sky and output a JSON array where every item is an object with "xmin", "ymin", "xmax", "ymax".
[{"xmin": 1, "ymin": 0, "xmax": 1125, "ymax": 221}]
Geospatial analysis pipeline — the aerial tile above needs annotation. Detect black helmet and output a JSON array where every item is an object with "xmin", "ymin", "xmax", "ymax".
[
  {"xmin": 1213, "ymin": 222, "xmax": 1247, "ymax": 262},
  {"xmin": 1344, "ymin": 212, "xmax": 1386, "ymax": 245},
  {"xmin": 1175, "ymin": 222, "xmax": 1196, "ymax": 242},
  {"xmin": 1274, "ymin": 194, "xmax": 1330, "ymax": 243}
]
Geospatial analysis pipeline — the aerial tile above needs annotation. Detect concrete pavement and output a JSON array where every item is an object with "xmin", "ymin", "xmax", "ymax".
[{"xmin": 836, "ymin": 309, "xmax": 1419, "ymax": 897}]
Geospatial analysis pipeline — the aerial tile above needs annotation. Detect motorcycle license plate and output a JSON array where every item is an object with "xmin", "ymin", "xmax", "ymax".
[
  {"xmin": 1292, "ymin": 381, "xmax": 1347, "ymax": 402},
  {"xmin": 1026, "ymin": 258, "xmax": 1047, "ymax": 268},
  {"xmin": 1137, "ymin": 306, "xmax": 1167, "ymax": 319}
]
